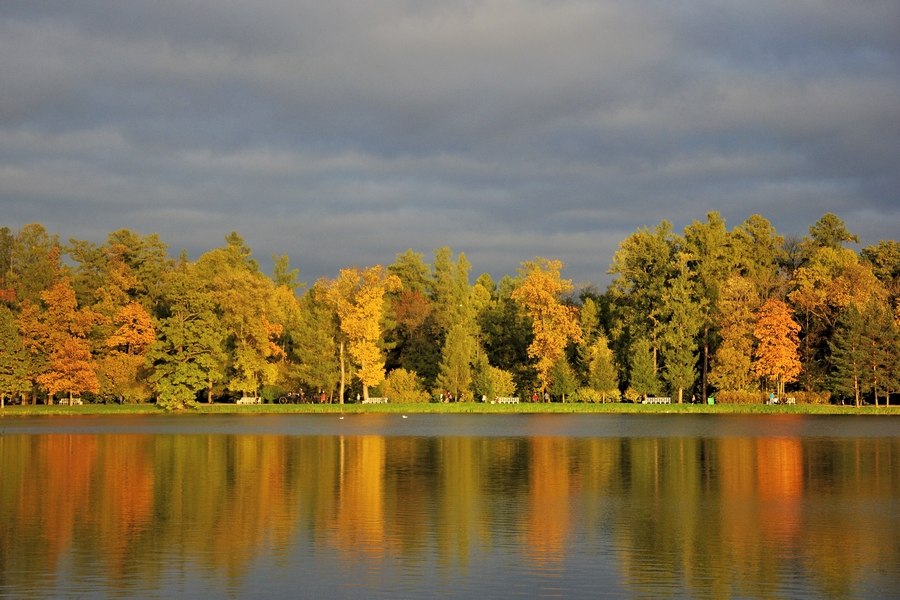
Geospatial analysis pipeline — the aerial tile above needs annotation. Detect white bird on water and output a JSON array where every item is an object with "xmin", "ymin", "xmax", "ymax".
[{"xmin": 402, "ymin": 415, "xmax": 408, "ymax": 419}]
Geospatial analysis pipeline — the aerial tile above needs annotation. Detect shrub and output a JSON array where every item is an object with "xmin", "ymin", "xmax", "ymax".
[
  {"xmin": 714, "ymin": 390, "xmax": 768, "ymax": 405},
  {"xmin": 789, "ymin": 390, "xmax": 831, "ymax": 405},
  {"xmin": 570, "ymin": 387, "xmax": 622, "ymax": 403},
  {"xmin": 488, "ymin": 366, "xmax": 517, "ymax": 398},
  {"xmin": 623, "ymin": 387, "xmax": 642, "ymax": 403},
  {"xmin": 570, "ymin": 387, "xmax": 601, "ymax": 403},
  {"xmin": 382, "ymin": 368, "xmax": 430, "ymax": 403}
]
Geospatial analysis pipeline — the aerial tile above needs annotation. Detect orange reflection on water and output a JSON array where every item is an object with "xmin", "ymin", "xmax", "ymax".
[
  {"xmin": 96, "ymin": 435, "xmax": 155, "ymax": 579},
  {"xmin": 524, "ymin": 437, "xmax": 571, "ymax": 566},
  {"xmin": 16, "ymin": 435, "xmax": 99, "ymax": 570},
  {"xmin": 756, "ymin": 436, "xmax": 804, "ymax": 543}
]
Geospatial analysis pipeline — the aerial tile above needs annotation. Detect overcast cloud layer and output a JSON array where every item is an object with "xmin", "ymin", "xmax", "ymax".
[{"xmin": 2, "ymin": 1, "xmax": 898, "ymax": 285}]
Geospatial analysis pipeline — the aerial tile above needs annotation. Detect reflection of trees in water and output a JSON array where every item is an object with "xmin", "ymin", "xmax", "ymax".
[
  {"xmin": 333, "ymin": 436, "xmax": 385, "ymax": 559},
  {"xmin": 1, "ymin": 433, "xmax": 899, "ymax": 596},
  {"xmin": 525, "ymin": 437, "xmax": 571, "ymax": 566}
]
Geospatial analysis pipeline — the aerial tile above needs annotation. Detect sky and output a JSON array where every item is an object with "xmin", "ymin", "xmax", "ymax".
[{"xmin": 1, "ymin": 1, "xmax": 898, "ymax": 288}]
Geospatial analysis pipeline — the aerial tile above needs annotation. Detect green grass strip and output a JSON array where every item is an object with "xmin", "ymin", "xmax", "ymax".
[{"xmin": 3, "ymin": 402, "xmax": 900, "ymax": 417}]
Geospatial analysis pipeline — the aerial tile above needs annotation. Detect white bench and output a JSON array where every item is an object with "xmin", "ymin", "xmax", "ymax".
[
  {"xmin": 57, "ymin": 397, "xmax": 83, "ymax": 406},
  {"xmin": 495, "ymin": 397, "xmax": 519, "ymax": 404},
  {"xmin": 236, "ymin": 397, "xmax": 260, "ymax": 405},
  {"xmin": 362, "ymin": 397, "xmax": 389, "ymax": 404},
  {"xmin": 642, "ymin": 397, "xmax": 671, "ymax": 405}
]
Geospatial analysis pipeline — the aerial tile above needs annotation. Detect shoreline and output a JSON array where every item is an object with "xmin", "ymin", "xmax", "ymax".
[{"xmin": 2, "ymin": 402, "xmax": 899, "ymax": 417}]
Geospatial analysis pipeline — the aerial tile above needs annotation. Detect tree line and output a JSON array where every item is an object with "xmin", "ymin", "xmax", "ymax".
[{"xmin": 1, "ymin": 212, "xmax": 898, "ymax": 408}]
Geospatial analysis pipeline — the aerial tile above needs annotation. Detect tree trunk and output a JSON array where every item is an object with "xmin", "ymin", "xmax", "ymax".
[
  {"xmin": 702, "ymin": 327, "xmax": 708, "ymax": 404},
  {"xmin": 678, "ymin": 387, "xmax": 683, "ymax": 404},
  {"xmin": 873, "ymin": 367, "xmax": 879, "ymax": 408},
  {"xmin": 339, "ymin": 340, "xmax": 345, "ymax": 404}
]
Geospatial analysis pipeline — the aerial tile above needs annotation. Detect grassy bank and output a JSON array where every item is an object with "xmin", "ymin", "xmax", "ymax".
[{"xmin": 3, "ymin": 401, "xmax": 900, "ymax": 417}]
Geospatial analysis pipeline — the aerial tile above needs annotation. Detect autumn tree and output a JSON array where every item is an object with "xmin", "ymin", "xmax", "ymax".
[
  {"xmin": 380, "ymin": 368, "xmax": 429, "ymax": 403},
  {"xmin": 478, "ymin": 275, "xmax": 535, "ymax": 394},
  {"xmin": 104, "ymin": 229, "xmax": 173, "ymax": 309},
  {"xmin": 384, "ymin": 250, "xmax": 436, "ymax": 380},
  {"xmin": 196, "ymin": 234, "xmax": 285, "ymax": 399},
  {"xmin": 753, "ymin": 299, "xmax": 802, "ymax": 398},
  {"xmin": 18, "ymin": 275, "xmax": 101, "ymax": 403},
  {"xmin": 789, "ymin": 247, "xmax": 882, "ymax": 389},
  {"xmin": 326, "ymin": 265, "xmax": 401, "ymax": 402},
  {"xmin": 101, "ymin": 301, "xmax": 156, "ymax": 402},
  {"xmin": 511, "ymin": 258, "xmax": 582, "ymax": 397}
]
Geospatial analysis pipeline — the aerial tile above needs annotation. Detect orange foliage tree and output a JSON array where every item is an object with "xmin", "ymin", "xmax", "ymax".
[
  {"xmin": 19, "ymin": 277, "xmax": 101, "ymax": 403},
  {"xmin": 101, "ymin": 301, "xmax": 156, "ymax": 402},
  {"xmin": 753, "ymin": 299, "xmax": 802, "ymax": 398}
]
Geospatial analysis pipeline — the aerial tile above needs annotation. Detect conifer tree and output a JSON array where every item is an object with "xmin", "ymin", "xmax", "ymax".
[
  {"xmin": 549, "ymin": 357, "xmax": 578, "ymax": 402},
  {"xmin": 709, "ymin": 275, "xmax": 759, "ymax": 392},
  {"xmin": 659, "ymin": 253, "xmax": 703, "ymax": 403},
  {"xmin": 629, "ymin": 337, "xmax": 659, "ymax": 399},
  {"xmin": 435, "ymin": 323, "xmax": 476, "ymax": 400},
  {"xmin": 828, "ymin": 304, "xmax": 867, "ymax": 405},
  {"xmin": 584, "ymin": 333, "xmax": 619, "ymax": 402}
]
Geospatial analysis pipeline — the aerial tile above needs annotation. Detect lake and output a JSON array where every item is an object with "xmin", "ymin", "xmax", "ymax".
[{"xmin": 1, "ymin": 414, "xmax": 898, "ymax": 598}]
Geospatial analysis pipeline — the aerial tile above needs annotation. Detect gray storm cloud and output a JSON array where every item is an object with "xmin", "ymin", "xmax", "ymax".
[{"xmin": 1, "ymin": 0, "xmax": 898, "ymax": 283}]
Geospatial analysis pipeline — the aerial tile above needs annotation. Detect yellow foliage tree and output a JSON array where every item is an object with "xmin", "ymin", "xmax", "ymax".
[
  {"xmin": 326, "ymin": 266, "xmax": 401, "ymax": 402},
  {"xmin": 511, "ymin": 258, "xmax": 582, "ymax": 398},
  {"xmin": 753, "ymin": 299, "xmax": 802, "ymax": 398}
]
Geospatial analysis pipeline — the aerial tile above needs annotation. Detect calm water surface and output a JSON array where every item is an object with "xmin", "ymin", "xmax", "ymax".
[{"xmin": 1, "ymin": 414, "xmax": 898, "ymax": 599}]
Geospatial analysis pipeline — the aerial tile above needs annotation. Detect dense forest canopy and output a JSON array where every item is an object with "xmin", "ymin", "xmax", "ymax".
[{"xmin": 2, "ymin": 212, "xmax": 898, "ymax": 408}]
